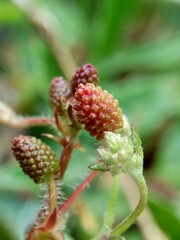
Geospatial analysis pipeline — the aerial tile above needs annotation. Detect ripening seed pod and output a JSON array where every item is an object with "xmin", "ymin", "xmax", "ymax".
[
  {"xmin": 49, "ymin": 77, "xmax": 71, "ymax": 112},
  {"xmin": 71, "ymin": 63, "xmax": 99, "ymax": 93},
  {"xmin": 12, "ymin": 135, "xmax": 59, "ymax": 183},
  {"xmin": 71, "ymin": 83, "xmax": 123, "ymax": 140}
]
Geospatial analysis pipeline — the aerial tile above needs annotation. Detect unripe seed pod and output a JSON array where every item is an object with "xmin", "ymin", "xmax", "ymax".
[
  {"xmin": 49, "ymin": 77, "xmax": 71, "ymax": 112},
  {"xmin": 71, "ymin": 63, "xmax": 99, "ymax": 93},
  {"xmin": 12, "ymin": 135, "xmax": 59, "ymax": 183},
  {"xmin": 72, "ymin": 83, "xmax": 123, "ymax": 140}
]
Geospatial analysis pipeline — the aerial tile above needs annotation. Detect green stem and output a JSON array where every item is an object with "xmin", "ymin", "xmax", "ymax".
[
  {"xmin": 105, "ymin": 175, "xmax": 119, "ymax": 228},
  {"xmin": 92, "ymin": 175, "xmax": 119, "ymax": 240},
  {"xmin": 111, "ymin": 174, "xmax": 148, "ymax": 237}
]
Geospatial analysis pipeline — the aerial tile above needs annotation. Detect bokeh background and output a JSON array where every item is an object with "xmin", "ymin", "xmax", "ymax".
[{"xmin": 0, "ymin": 0, "xmax": 180, "ymax": 239}]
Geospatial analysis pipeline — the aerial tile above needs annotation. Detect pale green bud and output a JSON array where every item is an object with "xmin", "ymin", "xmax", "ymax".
[{"xmin": 89, "ymin": 125, "xmax": 143, "ymax": 176}]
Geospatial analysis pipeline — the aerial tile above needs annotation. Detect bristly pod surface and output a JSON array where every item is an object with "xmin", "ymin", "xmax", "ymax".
[
  {"xmin": 71, "ymin": 63, "xmax": 99, "ymax": 94},
  {"xmin": 71, "ymin": 83, "xmax": 123, "ymax": 140},
  {"xmin": 12, "ymin": 135, "xmax": 59, "ymax": 184}
]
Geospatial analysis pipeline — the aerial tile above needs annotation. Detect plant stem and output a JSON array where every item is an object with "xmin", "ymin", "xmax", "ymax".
[
  {"xmin": 58, "ymin": 170, "xmax": 99, "ymax": 215},
  {"xmin": 8, "ymin": 116, "xmax": 55, "ymax": 129},
  {"xmin": 105, "ymin": 175, "xmax": 119, "ymax": 228},
  {"xmin": 48, "ymin": 178, "xmax": 58, "ymax": 215},
  {"xmin": 92, "ymin": 175, "xmax": 119, "ymax": 240},
  {"xmin": 111, "ymin": 174, "xmax": 148, "ymax": 237},
  {"xmin": 59, "ymin": 140, "xmax": 74, "ymax": 178},
  {"xmin": 26, "ymin": 178, "xmax": 58, "ymax": 239},
  {"xmin": 54, "ymin": 108, "xmax": 65, "ymax": 134}
]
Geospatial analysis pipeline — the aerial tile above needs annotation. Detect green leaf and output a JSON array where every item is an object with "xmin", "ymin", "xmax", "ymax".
[{"xmin": 149, "ymin": 198, "xmax": 180, "ymax": 240}]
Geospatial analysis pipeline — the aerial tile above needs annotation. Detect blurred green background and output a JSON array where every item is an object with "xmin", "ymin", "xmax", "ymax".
[{"xmin": 0, "ymin": 0, "xmax": 180, "ymax": 239}]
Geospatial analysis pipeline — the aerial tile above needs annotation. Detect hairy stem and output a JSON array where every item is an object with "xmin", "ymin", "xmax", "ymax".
[
  {"xmin": 111, "ymin": 174, "xmax": 148, "ymax": 237},
  {"xmin": 26, "ymin": 178, "xmax": 58, "ymax": 239},
  {"xmin": 58, "ymin": 170, "xmax": 99, "ymax": 215},
  {"xmin": 48, "ymin": 178, "xmax": 58, "ymax": 215}
]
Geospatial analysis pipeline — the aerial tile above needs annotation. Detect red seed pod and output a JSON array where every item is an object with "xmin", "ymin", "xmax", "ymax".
[
  {"xmin": 49, "ymin": 77, "xmax": 71, "ymax": 111},
  {"xmin": 12, "ymin": 135, "xmax": 59, "ymax": 183},
  {"xmin": 71, "ymin": 63, "xmax": 99, "ymax": 93},
  {"xmin": 72, "ymin": 83, "xmax": 123, "ymax": 140}
]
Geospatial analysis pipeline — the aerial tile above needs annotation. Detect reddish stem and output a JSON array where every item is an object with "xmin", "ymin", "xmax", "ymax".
[
  {"xmin": 58, "ymin": 170, "xmax": 99, "ymax": 215},
  {"xmin": 60, "ymin": 141, "xmax": 74, "ymax": 178},
  {"xmin": 9, "ymin": 116, "xmax": 55, "ymax": 129},
  {"xmin": 54, "ymin": 108, "xmax": 64, "ymax": 133}
]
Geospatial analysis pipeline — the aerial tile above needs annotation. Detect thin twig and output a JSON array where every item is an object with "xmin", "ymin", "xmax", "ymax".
[
  {"xmin": 7, "ymin": 116, "xmax": 55, "ymax": 128},
  {"xmin": 59, "ymin": 140, "xmax": 74, "ymax": 179},
  {"xmin": 54, "ymin": 108, "xmax": 65, "ymax": 134}
]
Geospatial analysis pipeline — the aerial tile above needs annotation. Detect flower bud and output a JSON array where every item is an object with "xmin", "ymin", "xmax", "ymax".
[
  {"xmin": 71, "ymin": 63, "xmax": 99, "ymax": 93},
  {"xmin": 12, "ymin": 135, "xmax": 59, "ymax": 183},
  {"xmin": 89, "ymin": 127, "xmax": 143, "ymax": 176},
  {"xmin": 49, "ymin": 77, "xmax": 71, "ymax": 112},
  {"xmin": 71, "ymin": 83, "xmax": 123, "ymax": 140}
]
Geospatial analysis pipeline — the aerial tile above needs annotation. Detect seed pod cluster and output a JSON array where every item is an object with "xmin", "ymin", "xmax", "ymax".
[
  {"xmin": 71, "ymin": 63, "xmax": 99, "ymax": 93},
  {"xmin": 49, "ymin": 77, "xmax": 71, "ymax": 112},
  {"xmin": 72, "ymin": 83, "xmax": 123, "ymax": 140},
  {"xmin": 12, "ymin": 135, "xmax": 59, "ymax": 183}
]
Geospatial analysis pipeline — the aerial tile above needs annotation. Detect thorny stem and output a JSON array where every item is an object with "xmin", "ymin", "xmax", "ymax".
[
  {"xmin": 58, "ymin": 170, "xmax": 99, "ymax": 216},
  {"xmin": 111, "ymin": 174, "xmax": 148, "ymax": 237}
]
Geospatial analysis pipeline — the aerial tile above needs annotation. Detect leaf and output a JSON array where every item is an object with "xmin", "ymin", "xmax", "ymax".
[{"xmin": 149, "ymin": 198, "xmax": 180, "ymax": 240}]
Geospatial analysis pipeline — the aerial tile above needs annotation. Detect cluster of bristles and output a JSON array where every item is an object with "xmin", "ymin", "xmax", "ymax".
[{"xmin": 12, "ymin": 63, "xmax": 123, "ymax": 183}]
